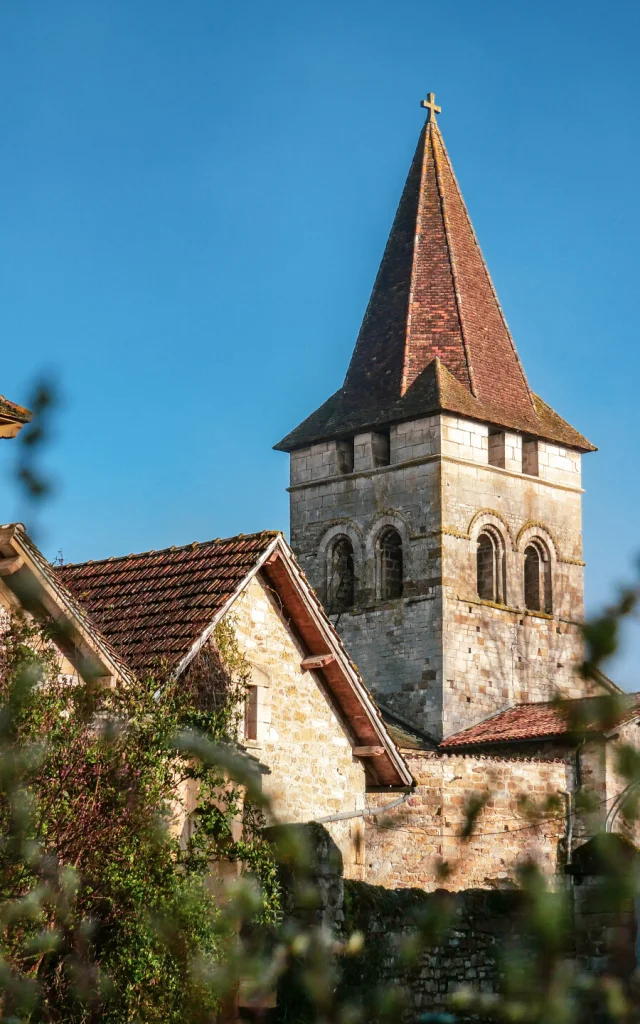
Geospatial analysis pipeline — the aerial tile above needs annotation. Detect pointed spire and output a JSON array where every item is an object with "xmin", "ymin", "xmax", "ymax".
[
  {"xmin": 276, "ymin": 100, "xmax": 594, "ymax": 454},
  {"xmin": 343, "ymin": 104, "xmax": 535, "ymax": 421}
]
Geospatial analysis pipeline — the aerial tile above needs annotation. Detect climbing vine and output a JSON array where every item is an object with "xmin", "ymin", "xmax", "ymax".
[{"xmin": 0, "ymin": 611, "xmax": 279, "ymax": 1022}]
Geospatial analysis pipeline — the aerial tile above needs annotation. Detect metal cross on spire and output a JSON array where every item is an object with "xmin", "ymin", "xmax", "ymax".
[{"xmin": 420, "ymin": 92, "xmax": 441, "ymax": 123}]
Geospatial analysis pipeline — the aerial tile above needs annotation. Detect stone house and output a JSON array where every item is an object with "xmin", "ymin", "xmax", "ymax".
[{"xmin": 0, "ymin": 516, "xmax": 412, "ymax": 876}]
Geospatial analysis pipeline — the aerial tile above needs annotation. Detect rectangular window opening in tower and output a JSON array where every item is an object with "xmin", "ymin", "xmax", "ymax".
[
  {"xmin": 337, "ymin": 439, "xmax": 355, "ymax": 475},
  {"xmin": 488, "ymin": 429, "xmax": 506, "ymax": 468},
  {"xmin": 372, "ymin": 430, "xmax": 391, "ymax": 468},
  {"xmin": 522, "ymin": 438, "xmax": 539, "ymax": 476}
]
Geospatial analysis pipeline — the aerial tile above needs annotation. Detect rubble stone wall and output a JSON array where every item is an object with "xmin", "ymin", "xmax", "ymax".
[{"xmin": 364, "ymin": 750, "xmax": 570, "ymax": 890}]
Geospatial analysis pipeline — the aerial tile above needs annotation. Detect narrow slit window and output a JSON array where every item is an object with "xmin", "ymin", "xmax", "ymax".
[
  {"xmin": 524, "ymin": 545, "xmax": 541, "ymax": 611},
  {"xmin": 488, "ymin": 429, "xmax": 506, "ymax": 468},
  {"xmin": 337, "ymin": 439, "xmax": 354, "ymax": 474},
  {"xmin": 522, "ymin": 438, "xmax": 539, "ymax": 476},
  {"xmin": 372, "ymin": 430, "xmax": 391, "ymax": 467},
  {"xmin": 244, "ymin": 685, "xmax": 258, "ymax": 741}
]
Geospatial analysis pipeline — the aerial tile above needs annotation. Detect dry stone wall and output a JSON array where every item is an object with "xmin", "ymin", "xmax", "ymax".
[{"xmin": 337, "ymin": 883, "xmax": 521, "ymax": 1022}]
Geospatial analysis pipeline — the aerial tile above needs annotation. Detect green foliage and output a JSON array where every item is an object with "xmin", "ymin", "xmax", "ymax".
[
  {"xmin": 0, "ymin": 613, "xmax": 278, "ymax": 1022},
  {"xmin": 5, "ymin": 385, "xmax": 640, "ymax": 1021}
]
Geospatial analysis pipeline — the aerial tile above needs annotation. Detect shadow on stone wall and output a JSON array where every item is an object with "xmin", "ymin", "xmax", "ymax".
[
  {"xmin": 267, "ymin": 823, "xmax": 524, "ymax": 1022},
  {"xmin": 260, "ymin": 825, "xmax": 639, "ymax": 1023}
]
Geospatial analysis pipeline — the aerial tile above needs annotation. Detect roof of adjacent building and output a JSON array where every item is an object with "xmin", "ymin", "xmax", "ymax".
[
  {"xmin": 0, "ymin": 393, "xmax": 32, "ymax": 438},
  {"xmin": 275, "ymin": 115, "xmax": 594, "ymax": 454},
  {"xmin": 378, "ymin": 702, "xmax": 437, "ymax": 751},
  {"xmin": 55, "ymin": 530, "xmax": 414, "ymax": 789},
  {"xmin": 56, "ymin": 532, "xmax": 279, "ymax": 676},
  {"xmin": 0, "ymin": 523, "xmax": 133, "ymax": 685},
  {"xmin": 439, "ymin": 694, "xmax": 640, "ymax": 749}
]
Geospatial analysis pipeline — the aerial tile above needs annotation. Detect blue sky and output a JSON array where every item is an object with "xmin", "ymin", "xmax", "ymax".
[{"xmin": 0, "ymin": 0, "xmax": 639, "ymax": 684}]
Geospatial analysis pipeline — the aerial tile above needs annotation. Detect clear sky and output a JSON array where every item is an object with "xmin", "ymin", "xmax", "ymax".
[{"xmin": 0, "ymin": 0, "xmax": 639, "ymax": 685}]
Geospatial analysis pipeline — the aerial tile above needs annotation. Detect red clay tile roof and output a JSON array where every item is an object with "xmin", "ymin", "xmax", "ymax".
[
  {"xmin": 0, "ymin": 393, "xmax": 31, "ymax": 438},
  {"xmin": 439, "ymin": 695, "xmax": 640, "ymax": 749},
  {"xmin": 275, "ymin": 118, "xmax": 594, "ymax": 454},
  {"xmin": 0, "ymin": 394, "xmax": 31, "ymax": 423},
  {"xmin": 53, "ymin": 531, "xmax": 413, "ymax": 787},
  {"xmin": 56, "ymin": 532, "xmax": 279, "ymax": 676}
]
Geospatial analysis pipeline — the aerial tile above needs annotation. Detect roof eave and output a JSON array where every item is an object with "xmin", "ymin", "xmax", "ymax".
[
  {"xmin": 439, "ymin": 731, "xmax": 572, "ymax": 751},
  {"xmin": 0, "ymin": 524, "xmax": 133, "ymax": 686},
  {"xmin": 169, "ymin": 533, "xmax": 413, "ymax": 788},
  {"xmin": 275, "ymin": 395, "xmax": 596, "ymax": 456},
  {"xmin": 260, "ymin": 539, "xmax": 414, "ymax": 789},
  {"xmin": 171, "ymin": 534, "xmax": 283, "ymax": 679}
]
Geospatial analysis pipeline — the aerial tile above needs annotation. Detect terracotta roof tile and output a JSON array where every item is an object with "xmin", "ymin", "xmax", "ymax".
[
  {"xmin": 439, "ymin": 695, "xmax": 640, "ymax": 749},
  {"xmin": 56, "ymin": 532, "xmax": 279, "ymax": 675},
  {"xmin": 275, "ymin": 117, "xmax": 594, "ymax": 454},
  {"xmin": 0, "ymin": 394, "xmax": 31, "ymax": 423}
]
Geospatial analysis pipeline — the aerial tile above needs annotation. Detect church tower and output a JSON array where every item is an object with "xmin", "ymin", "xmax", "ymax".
[{"xmin": 275, "ymin": 96, "xmax": 596, "ymax": 740}]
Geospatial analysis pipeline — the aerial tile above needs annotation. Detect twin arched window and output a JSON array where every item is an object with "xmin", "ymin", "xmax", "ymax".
[
  {"xmin": 326, "ymin": 526, "xmax": 404, "ymax": 611},
  {"xmin": 476, "ymin": 530, "xmax": 552, "ymax": 612}
]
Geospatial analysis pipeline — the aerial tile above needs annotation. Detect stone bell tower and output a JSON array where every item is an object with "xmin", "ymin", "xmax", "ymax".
[{"xmin": 275, "ymin": 95, "xmax": 596, "ymax": 741}]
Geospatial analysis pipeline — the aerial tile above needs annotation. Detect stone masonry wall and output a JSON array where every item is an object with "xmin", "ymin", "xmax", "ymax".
[
  {"xmin": 440, "ymin": 414, "xmax": 589, "ymax": 737},
  {"xmin": 228, "ymin": 572, "xmax": 368, "ymax": 876},
  {"xmin": 287, "ymin": 411, "xmax": 593, "ymax": 741},
  {"xmin": 288, "ymin": 416, "xmax": 445, "ymax": 734},
  {"xmin": 364, "ymin": 750, "xmax": 570, "ymax": 890},
  {"xmin": 336, "ymin": 883, "xmax": 521, "ymax": 1022}
]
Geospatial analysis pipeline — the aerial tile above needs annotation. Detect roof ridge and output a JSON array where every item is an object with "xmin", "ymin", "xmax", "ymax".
[
  {"xmin": 399, "ymin": 123, "xmax": 427, "ymax": 398},
  {"xmin": 59, "ymin": 529, "xmax": 283, "ymax": 569},
  {"xmin": 432, "ymin": 122, "xmax": 535, "ymax": 411},
  {"xmin": 429, "ymin": 122, "xmax": 476, "ymax": 397}
]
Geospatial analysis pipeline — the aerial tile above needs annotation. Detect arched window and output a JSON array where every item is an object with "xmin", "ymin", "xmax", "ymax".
[
  {"xmin": 524, "ymin": 541, "xmax": 552, "ymax": 613},
  {"xmin": 327, "ymin": 537, "xmax": 355, "ymax": 611},
  {"xmin": 476, "ymin": 530, "xmax": 506, "ymax": 604},
  {"xmin": 378, "ymin": 528, "xmax": 403, "ymax": 600}
]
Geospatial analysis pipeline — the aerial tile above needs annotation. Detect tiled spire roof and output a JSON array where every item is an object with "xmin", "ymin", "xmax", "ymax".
[{"xmin": 276, "ymin": 113, "xmax": 594, "ymax": 453}]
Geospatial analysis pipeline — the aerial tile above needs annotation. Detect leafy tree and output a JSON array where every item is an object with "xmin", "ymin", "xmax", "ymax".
[{"xmin": 0, "ymin": 612, "xmax": 278, "ymax": 1022}]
